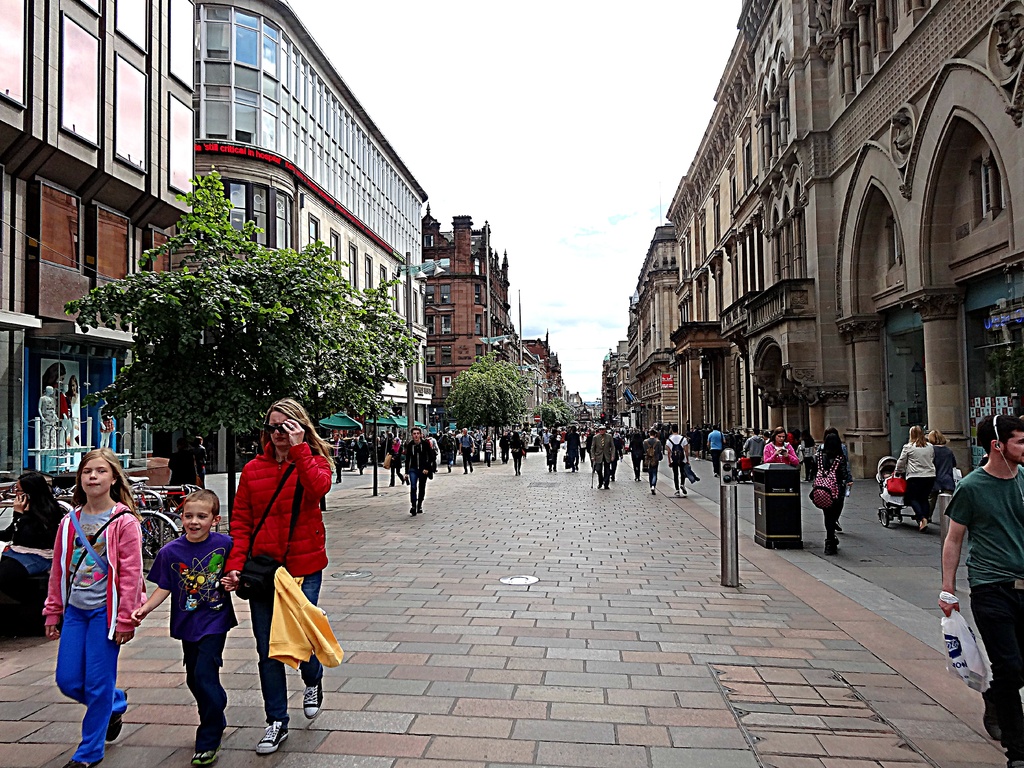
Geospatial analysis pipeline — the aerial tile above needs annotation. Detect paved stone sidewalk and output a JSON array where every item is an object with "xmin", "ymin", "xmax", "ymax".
[{"xmin": 0, "ymin": 453, "xmax": 1002, "ymax": 767}]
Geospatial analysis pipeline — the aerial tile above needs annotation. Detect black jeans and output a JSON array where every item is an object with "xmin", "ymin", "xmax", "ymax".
[
  {"xmin": 710, "ymin": 449, "xmax": 722, "ymax": 476},
  {"xmin": 182, "ymin": 633, "xmax": 228, "ymax": 752},
  {"xmin": 632, "ymin": 455, "xmax": 642, "ymax": 480},
  {"xmin": 972, "ymin": 583, "xmax": 1024, "ymax": 763},
  {"xmin": 512, "ymin": 452, "xmax": 522, "ymax": 474},
  {"xmin": 595, "ymin": 461, "xmax": 611, "ymax": 488},
  {"xmin": 904, "ymin": 476, "xmax": 933, "ymax": 521},
  {"xmin": 822, "ymin": 496, "xmax": 846, "ymax": 542},
  {"xmin": 670, "ymin": 463, "xmax": 685, "ymax": 491}
]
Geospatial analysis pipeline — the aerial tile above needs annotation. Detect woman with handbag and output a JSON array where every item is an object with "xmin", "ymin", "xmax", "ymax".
[
  {"xmin": 896, "ymin": 425, "xmax": 936, "ymax": 531},
  {"xmin": 221, "ymin": 398, "xmax": 332, "ymax": 756}
]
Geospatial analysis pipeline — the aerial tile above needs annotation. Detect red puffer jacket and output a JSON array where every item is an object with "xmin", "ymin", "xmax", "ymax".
[{"xmin": 226, "ymin": 441, "xmax": 332, "ymax": 577}]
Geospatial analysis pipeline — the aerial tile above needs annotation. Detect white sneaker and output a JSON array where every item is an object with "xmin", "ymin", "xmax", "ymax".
[
  {"xmin": 674, "ymin": 489, "xmax": 681, "ymax": 497},
  {"xmin": 303, "ymin": 681, "xmax": 323, "ymax": 720},
  {"xmin": 256, "ymin": 721, "xmax": 288, "ymax": 754}
]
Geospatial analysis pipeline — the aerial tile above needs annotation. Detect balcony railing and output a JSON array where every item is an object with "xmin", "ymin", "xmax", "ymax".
[{"xmin": 746, "ymin": 278, "xmax": 816, "ymax": 334}]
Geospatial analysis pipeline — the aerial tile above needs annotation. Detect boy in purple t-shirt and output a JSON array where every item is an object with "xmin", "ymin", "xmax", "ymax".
[{"xmin": 133, "ymin": 490, "xmax": 236, "ymax": 767}]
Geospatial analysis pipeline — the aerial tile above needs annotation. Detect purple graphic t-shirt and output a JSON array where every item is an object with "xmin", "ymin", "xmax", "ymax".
[{"xmin": 148, "ymin": 532, "xmax": 237, "ymax": 642}]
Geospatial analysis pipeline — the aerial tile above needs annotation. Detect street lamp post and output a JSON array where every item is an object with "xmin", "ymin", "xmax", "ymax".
[{"xmin": 400, "ymin": 256, "xmax": 450, "ymax": 440}]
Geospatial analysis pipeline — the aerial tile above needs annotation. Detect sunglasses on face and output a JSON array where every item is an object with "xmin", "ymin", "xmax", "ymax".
[{"xmin": 264, "ymin": 423, "xmax": 289, "ymax": 434}]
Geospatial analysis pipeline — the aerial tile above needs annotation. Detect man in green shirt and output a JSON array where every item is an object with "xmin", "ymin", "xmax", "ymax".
[{"xmin": 941, "ymin": 414, "xmax": 1024, "ymax": 768}]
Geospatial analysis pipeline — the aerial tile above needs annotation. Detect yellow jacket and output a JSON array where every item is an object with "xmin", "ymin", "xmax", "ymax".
[{"xmin": 269, "ymin": 568, "xmax": 344, "ymax": 669}]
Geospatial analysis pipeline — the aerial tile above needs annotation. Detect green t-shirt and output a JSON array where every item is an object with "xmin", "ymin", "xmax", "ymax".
[{"xmin": 946, "ymin": 466, "xmax": 1024, "ymax": 588}]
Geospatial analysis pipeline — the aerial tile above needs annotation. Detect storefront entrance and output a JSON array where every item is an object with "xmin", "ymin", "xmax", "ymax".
[{"xmin": 885, "ymin": 310, "xmax": 927, "ymax": 457}]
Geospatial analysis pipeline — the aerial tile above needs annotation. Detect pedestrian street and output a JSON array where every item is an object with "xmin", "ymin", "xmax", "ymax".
[{"xmin": 0, "ymin": 452, "xmax": 1003, "ymax": 768}]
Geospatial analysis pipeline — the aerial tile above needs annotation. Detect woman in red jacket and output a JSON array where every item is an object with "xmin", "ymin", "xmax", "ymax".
[{"xmin": 221, "ymin": 398, "xmax": 332, "ymax": 756}]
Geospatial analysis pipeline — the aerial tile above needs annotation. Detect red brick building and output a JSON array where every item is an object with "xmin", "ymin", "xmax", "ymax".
[{"xmin": 422, "ymin": 211, "xmax": 517, "ymax": 427}]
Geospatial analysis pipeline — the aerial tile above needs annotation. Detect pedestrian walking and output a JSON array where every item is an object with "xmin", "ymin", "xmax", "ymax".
[
  {"xmin": 131, "ymin": 490, "xmax": 235, "ymax": 767},
  {"xmin": 928, "ymin": 428, "xmax": 958, "ymax": 516},
  {"xmin": 387, "ymin": 434, "xmax": 406, "ymax": 486},
  {"xmin": 546, "ymin": 431, "xmax": 561, "ymax": 472},
  {"xmin": 764, "ymin": 427, "xmax": 799, "ymax": 466},
  {"xmin": 643, "ymin": 428, "xmax": 664, "ymax": 494},
  {"xmin": 611, "ymin": 431, "xmax": 625, "ymax": 482},
  {"xmin": 510, "ymin": 430, "xmax": 525, "ymax": 476},
  {"xmin": 221, "ymin": 398, "xmax": 333, "ymax": 756},
  {"xmin": 895, "ymin": 425, "xmax": 936, "ymax": 531},
  {"xmin": 440, "ymin": 431, "xmax": 456, "ymax": 473},
  {"xmin": 812, "ymin": 432, "xmax": 850, "ymax": 556},
  {"xmin": 193, "ymin": 436, "xmax": 208, "ymax": 488},
  {"xmin": 355, "ymin": 431, "xmax": 369, "ymax": 474},
  {"xmin": 629, "ymin": 430, "xmax": 644, "ymax": 481},
  {"xmin": 404, "ymin": 427, "xmax": 437, "ymax": 516},
  {"xmin": 43, "ymin": 448, "xmax": 144, "ymax": 768},
  {"xmin": 591, "ymin": 424, "xmax": 615, "ymax": 490},
  {"xmin": 331, "ymin": 433, "xmax": 346, "ymax": 484},
  {"xmin": 565, "ymin": 425, "xmax": 581, "ymax": 472},
  {"xmin": 169, "ymin": 437, "xmax": 199, "ymax": 486},
  {"xmin": 459, "ymin": 428, "xmax": 474, "ymax": 473},
  {"xmin": 499, "ymin": 431, "xmax": 510, "ymax": 464},
  {"xmin": 799, "ymin": 430, "xmax": 817, "ymax": 481},
  {"xmin": 483, "ymin": 435, "xmax": 493, "ymax": 467},
  {"xmin": 707, "ymin": 425, "xmax": 724, "ymax": 478},
  {"xmin": 743, "ymin": 430, "xmax": 766, "ymax": 466},
  {"xmin": 666, "ymin": 425, "xmax": 689, "ymax": 496},
  {"xmin": 940, "ymin": 414, "xmax": 1024, "ymax": 762}
]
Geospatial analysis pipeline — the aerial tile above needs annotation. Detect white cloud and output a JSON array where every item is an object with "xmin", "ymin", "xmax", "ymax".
[{"xmin": 290, "ymin": 0, "xmax": 743, "ymax": 399}]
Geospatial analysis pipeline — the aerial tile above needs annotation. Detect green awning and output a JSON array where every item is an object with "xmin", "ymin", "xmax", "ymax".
[
  {"xmin": 366, "ymin": 415, "xmax": 401, "ymax": 427},
  {"xmin": 392, "ymin": 416, "xmax": 428, "ymax": 429},
  {"xmin": 319, "ymin": 413, "xmax": 361, "ymax": 430}
]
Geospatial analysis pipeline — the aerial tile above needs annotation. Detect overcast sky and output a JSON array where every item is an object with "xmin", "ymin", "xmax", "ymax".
[{"xmin": 291, "ymin": 0, "xmax": 744, "ymax": 400}]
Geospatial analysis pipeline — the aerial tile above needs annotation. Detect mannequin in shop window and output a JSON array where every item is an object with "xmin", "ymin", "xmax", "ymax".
[{"xmin": 38, "ymin": 387, "xmax": 58, "ymax": 450}]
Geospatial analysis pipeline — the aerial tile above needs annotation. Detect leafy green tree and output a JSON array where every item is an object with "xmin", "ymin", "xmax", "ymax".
[
  {"xmin": 535, "ymin": 397, "xmax": 573, "ymax": 428},
  {"xmin": 445, "ymin": 353, "xmax": 528, "ymax": 431},
  {"xmin": 66, "ymin": 172, "xmax": 416, "ymax": 509}
]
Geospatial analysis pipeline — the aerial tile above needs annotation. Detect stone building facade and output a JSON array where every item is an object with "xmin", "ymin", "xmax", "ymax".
[
  {"xmin": 192, "ymin": 0, "xmax": 431, "ymax": 426},
  {"xmin": 421, "ymin": 213, "xmax": 516, "ymax": 428},
  {"xmin": 0, "ymin": 0, "xmax": 194, "ymax": 472},
  {"xmin": 628, "ymin": 225, "xmax": 681, "ymax": 430},
  {"xmin": 668, "ymin": 0, "xmax": 1024, "ymax": 475}
]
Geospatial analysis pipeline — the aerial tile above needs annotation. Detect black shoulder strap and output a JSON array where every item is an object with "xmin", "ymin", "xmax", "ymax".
[{"xmin": 245, "ymin": 463, "xmax": 296, "ymax": 559}]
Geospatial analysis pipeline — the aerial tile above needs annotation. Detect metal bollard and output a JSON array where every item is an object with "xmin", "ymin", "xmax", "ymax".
[{"xmin": 721, "ymin": 482, "xmax": 739, "ymax": 588}]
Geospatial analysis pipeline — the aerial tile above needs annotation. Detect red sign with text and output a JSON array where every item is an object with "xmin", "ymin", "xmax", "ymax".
[{"xmin": 661, "ymin": 373, "xmax": 675, "ymax": 390}]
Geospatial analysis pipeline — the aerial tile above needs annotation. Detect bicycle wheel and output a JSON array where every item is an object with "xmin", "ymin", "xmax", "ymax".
[{"xmin": 140, "ymin": 510, "xmax": 181, "ymax": 560}]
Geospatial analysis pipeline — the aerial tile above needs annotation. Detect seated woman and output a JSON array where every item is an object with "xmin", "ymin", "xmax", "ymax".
[{"xmin": 0, "ymin": 472, "xmax": 63, "ymax": 602}]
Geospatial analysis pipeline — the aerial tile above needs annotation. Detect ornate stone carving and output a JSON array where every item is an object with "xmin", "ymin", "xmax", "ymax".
[
  {"xmin": 990, "ymin": 2, "xmax": 1024, "ymax": 85},
  {"xmin": 889, "ymin": 105, "xmax": 915, "ymax": 168},
  {"xmin": 808, "ymin": 388, "xmax": 850, "ymax": 406},
  {"xmin": 910, "ymin": 292, "xmax": 962, "ymax": 321},
  {"xmin": 838, "ymin": 317, "xmax": 882, "ymax": 343}
]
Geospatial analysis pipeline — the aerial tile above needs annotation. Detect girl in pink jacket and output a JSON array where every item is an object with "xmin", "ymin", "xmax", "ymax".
[
  {"xmin": 43, "ymin": 448, "xmax": 144, "ymax": 768},
  {"xmin": 763, "ymin": 428, "xmax": 800, "ymax": 466}
]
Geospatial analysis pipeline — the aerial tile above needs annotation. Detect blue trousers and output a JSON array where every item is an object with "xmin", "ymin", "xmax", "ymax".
[
  {"xmin": 408, "ymin": 468, "xmax": 429, "ymax": 507},
  {"xmin": 249, "ymin": 570, "xmax": 324, "ymax": 726},
  {"xmin": 648, "ymin": 466, "xmax": 659, "ymax": 488},
  {"xmin": 182, "ymin": 633, "xmax": 228, "ymax": 752},
  {"xmin": 56, "ymin": 604, "xmax": 128, "ymax": 764}
]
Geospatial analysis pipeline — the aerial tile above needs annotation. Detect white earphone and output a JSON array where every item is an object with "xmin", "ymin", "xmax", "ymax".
[{"xmin": 995, "ymin": 414, "xmax": 1004, "ymax": 451}]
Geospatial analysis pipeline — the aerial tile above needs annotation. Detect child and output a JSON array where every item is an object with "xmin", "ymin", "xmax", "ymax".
[
  {"xmin": 132, "ymin": 490, "xmax": 235, "ymax": 767},
  {"xmin": 43, "ymin": 448, "xmax": 145, "ymax": 768}
]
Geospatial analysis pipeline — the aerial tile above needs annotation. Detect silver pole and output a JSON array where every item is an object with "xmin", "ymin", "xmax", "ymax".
[{"xmin": 721, "ymin": 482, "xmax": 739, "ymax": 588}]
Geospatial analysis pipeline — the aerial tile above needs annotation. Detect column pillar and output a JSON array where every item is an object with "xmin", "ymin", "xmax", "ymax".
[
  {"xmin": 875, "ymin": 0, "xmax": 890, "ymax": 57},
  {"xmin": 841, "ymin": 30, "xmax": 855, "ymax": 96},
  {"xmin": 910, "ymin": 0, "xmax": 928, "ymax": 24},
  {"xmin": 839, "ymin": 316, "xmax": 886, "ymax": 477},
  {"xmin": 913, "ymin": 294, "xmax": 968, "ymax": 464},
  {"xmin": 855, "ymin": 2, "xmax": 873, "ymax": 80}
]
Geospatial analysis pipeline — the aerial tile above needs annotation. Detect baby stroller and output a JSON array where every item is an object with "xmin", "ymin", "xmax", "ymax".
[
  {"xmin": 732, "ymin": 456, "xmax": 756, "ymax": 483},
  {"xmin": 876, "ymin": 456, "xmax": 910, "ymax": 527}
]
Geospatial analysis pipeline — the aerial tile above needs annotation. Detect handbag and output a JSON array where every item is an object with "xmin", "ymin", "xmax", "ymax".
[
  {"xmin": 383, "ymin": 453, "xmax": 392, "ymax": 469},
  {"xmin": 886, "ymin": 476, "xmax": 907, "ymax": 496},
  {"xmin": 237, "ymin": 464, "xmax": 303, "ymax": 601}
]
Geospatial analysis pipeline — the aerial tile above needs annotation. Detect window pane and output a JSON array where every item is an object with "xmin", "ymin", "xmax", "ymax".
[
  {"xmin": 235, "ymin": 25, "xmax": 258, "ymax": 66},
  {"xmin": 97, "ymin": 208, "xmax": 129, "ymax": 280},
  {"xmin": 41, "ymin": 184, "xmax": 79, "ymax": 267},
  {"xmin": 170, "ymin": 0, "xmax": 194, "ymax": 84},
  {"xmin": 261, "ymin": 109, "xmax": 275, "ymax": 150},
  {"xmin": 227, "ymin": 182, "xmax": 245, "ymax": 230},
  {"xmin": 234, "ymin": 102, "xmax": 256, "ymax": 142},
  {"xmin": 262, "ymin": 33, "xmax": 277, "ymax": 76},
  {"xmin": 61, "ymin": 17, "xmax": 99, "ymax": 143},
  {"xmin": 262, "ymin": 74, "xmax": 278, "ymax": 101},
  {"xmin": 0, "ymin": 0, "xmax": 26, "ymax": 102},
  {"xmin": 115, "ymin": 57, "xmax": 146, "ymax": 168},
  {"xmin": 253, "ymin": 185, "xmax": 267, "ymax": 244},
  {"xmin": 205, "ymin": 21, "xmax": 229, "ymax": 59},
  {"xmin": 205, "ymin": 6, "xmax": 229, "ymax": 21},
  {"xmin": 236, "ymin": 11, "xmax": 258, "ymax": 27},
  {"xmin": 205, "ymin": 62, "xmax": 229, "ymax": 84},
  {"xmin": 204, "ymin": 100, "xmax": 229, "ymax": 138},
  {"xmin": 234, "ymin": 64, "xmax": 258, "ymax": 91},
  {"xmin": 116, "ymin": 0, "xmax": 147, "ymax": 48},
  {"xmin": 169, "ymin": 95, "xmax": 193, "ymax": 192},
  {"xmin": 275, "ymin": 191, "xmax": 291, "ymax": 248}
]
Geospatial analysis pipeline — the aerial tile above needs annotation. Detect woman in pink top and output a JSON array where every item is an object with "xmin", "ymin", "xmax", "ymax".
[{"xmin": 763, "ymin": 427, "xmax": 800, "ymax": 466}]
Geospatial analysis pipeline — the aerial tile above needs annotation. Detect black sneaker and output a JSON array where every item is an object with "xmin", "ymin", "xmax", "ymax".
[
  {"xmin": 983, "ymin": 689, "xmax": 1002, "ymax": 741},
  {"xmin": 256, "ymin": 721, "xmax": 288, "ymax": 754},
  {"xmin": 106, "ymin": 710, "xmax": 123, "ymax": 742},
  {"xmin": 410, "ymin": 505, "xmax": 417, "ymax": 516},
  {"xmin": 303, "ymin": 680, "xmax": 323, "ymax": 720}
]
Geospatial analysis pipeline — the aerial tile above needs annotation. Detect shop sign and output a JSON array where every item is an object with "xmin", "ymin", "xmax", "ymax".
[
  {"xmin": 985, "ymin": 308, "xmax": 1024, "ymax": 329},
  {"xmin": 661, "ymin": 373, "xmax": 674, "ymax": 390},
  {"xmin": 441, "ymin": 375, "xmax": 452, "ymax": 387}
]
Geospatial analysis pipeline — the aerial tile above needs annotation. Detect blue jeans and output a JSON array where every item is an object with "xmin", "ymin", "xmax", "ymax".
[
  {"xmin": 56, "ymin": 604, "xmax": 128, "ymax": 764},
  {"xmin": 249, "ymin": 570, "xmax": 324, "ymax": 726},
  {"xmin": 408, "ymin": 468, "xmax": 429, "ymax": 507},
  {"xmin": 648, "ymin": 467, "xmax": 658, "ymax": 488},
  {"xmin": 182, "ymin": 633, "xmax": 228, "ymax": 752}
]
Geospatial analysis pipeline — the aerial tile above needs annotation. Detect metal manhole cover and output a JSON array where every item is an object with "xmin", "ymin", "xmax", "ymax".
[
  {"xmin": 500, "ymin": 575, "xmax": 539, "ymax": 586},
  {"xmin": 332, "ymin": 570, "xmax": 372, "ymax": 579}
]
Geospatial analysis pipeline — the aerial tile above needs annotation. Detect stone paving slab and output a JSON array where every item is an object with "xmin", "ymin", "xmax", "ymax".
[{"xmin": 0, "ymin": 453, "xmax": 1004, "ymax": 767}]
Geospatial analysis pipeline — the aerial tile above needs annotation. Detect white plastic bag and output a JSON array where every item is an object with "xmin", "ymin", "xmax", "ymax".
[{"xmin": 942, "ymin": 610, "xmax": 990, "ymax": 692}]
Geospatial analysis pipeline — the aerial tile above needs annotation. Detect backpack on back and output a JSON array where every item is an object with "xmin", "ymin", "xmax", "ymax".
[
  {"xmin": 644, "ymin": 439, "xmax": 658, "ymax": 467},
  {"xmin": 670, "ymin": 438, "xmax": 686, "ymax": 465},
  {"xmin": 810, "ymin": 450, "xmax": 841, "ymax": 510}
]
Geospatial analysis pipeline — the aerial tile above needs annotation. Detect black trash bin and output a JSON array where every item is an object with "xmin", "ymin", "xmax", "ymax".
[{"xmin": 753, "ymin": 463, "xmax": 802, "ymax": 549}]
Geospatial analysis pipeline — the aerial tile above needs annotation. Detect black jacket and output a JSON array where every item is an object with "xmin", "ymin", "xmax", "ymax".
[
  {"xmin": 1, "ymin": 508, "xmax": 61, "ymax": 551},
  {"xmin": 404, "ymin": 440, "xmax": 437, "ymax": 473}
]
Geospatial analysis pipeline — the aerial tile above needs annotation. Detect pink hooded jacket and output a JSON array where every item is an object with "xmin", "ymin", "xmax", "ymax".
[{"xmin": 43, "ymin": 503, "xmax": 146, "ymax": 639}]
